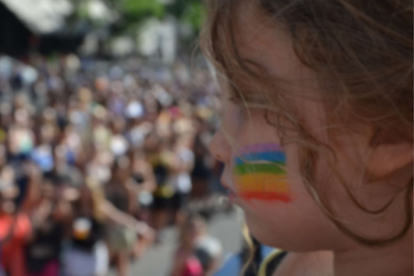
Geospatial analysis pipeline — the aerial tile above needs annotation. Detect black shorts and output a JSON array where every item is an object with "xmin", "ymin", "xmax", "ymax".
[
  {"xmin": 151, "ymin": 195, "xmax": 173, "ymax": 210},
  {"xmin": 171, "ymin": 192, "xmax": 189, "ymax": 211}
]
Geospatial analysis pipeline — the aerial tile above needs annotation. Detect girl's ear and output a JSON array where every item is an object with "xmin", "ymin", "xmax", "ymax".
[
  {"xmin": 366, "ymin": 128, "xmax": 413, "ymax": 179},
  {"xmin": 366, "ymin": 143, "xmax": 413, "ymax": 178}
]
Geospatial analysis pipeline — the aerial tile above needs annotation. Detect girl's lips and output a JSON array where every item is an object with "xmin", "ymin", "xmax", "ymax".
[
  {"xmin": 222, "ymin": 183, "xmax": 238, "ymax": 202},
  {"xmin": 227, "ymin": 189, "xmax": 238, "ymax": 202},
  {"xmin": 220, "ymin": 176, "xmax": 239, "ymax": 202}
]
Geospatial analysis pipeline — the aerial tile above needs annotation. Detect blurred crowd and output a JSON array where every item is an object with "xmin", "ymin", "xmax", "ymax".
[{"xmin": 0, "ymin": 54, "xmax": 226, "ymax": 276}]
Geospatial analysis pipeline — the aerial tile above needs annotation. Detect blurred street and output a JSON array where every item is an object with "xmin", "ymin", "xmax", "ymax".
[{"xmin": 110, "ymin": 210, "xmax": 242, "ymax": 276}]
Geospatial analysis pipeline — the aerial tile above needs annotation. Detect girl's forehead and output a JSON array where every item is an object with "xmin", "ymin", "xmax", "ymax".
[
  {"xmin": 233, "ymin": 2, "xmax": 299, "ymax": 79},
  {"xmin": 231, "ymin": 1, "xmax": 322, "ymax": 98}
]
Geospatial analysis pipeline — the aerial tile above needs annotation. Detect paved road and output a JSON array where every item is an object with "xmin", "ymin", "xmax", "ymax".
[{"xmin": 110, "ymin": 209, "xmax": 244, "ymax": 276}]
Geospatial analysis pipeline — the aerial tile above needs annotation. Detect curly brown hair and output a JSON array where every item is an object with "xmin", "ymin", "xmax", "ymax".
[{"xmin": 200, "ymin": 0, "xmax": 413, "ymax": 247}]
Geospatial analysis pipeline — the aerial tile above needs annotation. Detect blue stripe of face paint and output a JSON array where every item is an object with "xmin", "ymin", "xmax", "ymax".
[{"xmin": 234, "ymin": 151, "xmax": 286, "ymax": 165}]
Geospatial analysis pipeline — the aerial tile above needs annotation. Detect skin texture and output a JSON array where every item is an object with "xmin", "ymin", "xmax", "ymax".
[{"xmin": 209, "ymin": 2, "xmax": 413, "ymax": 276}]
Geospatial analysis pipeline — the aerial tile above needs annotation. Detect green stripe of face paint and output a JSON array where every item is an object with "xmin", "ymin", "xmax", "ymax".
[{"xmin": 234, "ymin": 163, "xmax": 286, "ymax": 175}]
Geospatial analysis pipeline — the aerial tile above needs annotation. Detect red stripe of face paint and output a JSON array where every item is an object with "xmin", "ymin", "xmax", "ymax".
[
  {"xmin": 234, "ymin": 143, "xmax": 292, "ymax": 203},
  {"xmin": 239, "ymin": 191, "xmax": 292, "ymax": 202}
]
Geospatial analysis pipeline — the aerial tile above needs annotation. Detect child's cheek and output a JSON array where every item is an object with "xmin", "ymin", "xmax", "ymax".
[{"xmin": 233, "ymin": 143, "xmax": 292, "ymax": 202}]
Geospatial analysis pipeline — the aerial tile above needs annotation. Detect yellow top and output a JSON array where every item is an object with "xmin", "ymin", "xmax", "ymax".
[{"xmin": 258, "ymin": 249, "xmax": 286, "ymax": 276}]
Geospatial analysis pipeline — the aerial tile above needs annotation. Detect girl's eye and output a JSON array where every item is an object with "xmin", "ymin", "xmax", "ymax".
[
  {"xmin": 228, "ymin": 96, "xmax": 247, "ymax": 119},
  {"xmin": 228, "ymin": 95, "xmax": 238, "ymax": 104},
  {"xmin": 229, "ymin": 95, "xmax": 244, "ymax": 106}
]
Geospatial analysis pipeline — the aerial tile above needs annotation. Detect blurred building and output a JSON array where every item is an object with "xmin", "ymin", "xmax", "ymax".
[
  {"xmin": 0, "ymin": 0, "xmax": 83, "ymax": 57},
  {"xmin": 138, "ymin": 17, "xmax": 178, "ymax": 64}
]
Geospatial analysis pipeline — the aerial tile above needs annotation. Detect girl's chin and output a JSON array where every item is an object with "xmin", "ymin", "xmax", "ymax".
[
  {"xmin": 243, "ymin": 211, "xmax": 270, "ymax": 237},
  {"xmin": 245, "ymin": 221, "xmax": 276, "ymax": 246},
  {"xmin": 242, "ymin": 205, "xmax": 287, "ymax": 248}
]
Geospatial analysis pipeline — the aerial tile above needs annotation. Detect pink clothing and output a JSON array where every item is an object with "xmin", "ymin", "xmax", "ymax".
[
  {"xmin": 183, "ymin": 256, "xmax": 203, "ymax": 276},
  {"xmin": 0, "ymin": 213, "xmax": 32, "ymax": 276}
]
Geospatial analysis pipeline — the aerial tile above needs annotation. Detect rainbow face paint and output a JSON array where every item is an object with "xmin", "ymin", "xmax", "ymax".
[{"xmin": 233, "ymin": 143, "xmax": 292, "ymax": 202}]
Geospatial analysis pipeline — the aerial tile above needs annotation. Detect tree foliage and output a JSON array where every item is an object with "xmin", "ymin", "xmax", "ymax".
[
  {"xmin": 69, "ymin": 0, "xmax": 206, "ymax": 38},
  {"xmin": 122, "ymin": 0, "xmax": 165, "ymax": 21},
  {"xmin": 112, "ymin": 0, "xmax": 205, "ymax": 34}
]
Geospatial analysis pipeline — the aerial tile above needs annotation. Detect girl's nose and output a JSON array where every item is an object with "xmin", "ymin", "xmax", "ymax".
[{"xmin": 209, "ymin": 129, "xmax": 231, "ymax": 164}]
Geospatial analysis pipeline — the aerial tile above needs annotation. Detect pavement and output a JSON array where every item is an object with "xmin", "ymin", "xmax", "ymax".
[{"xmin": 110, "ymin": 208, "xmax": 244, "ymax": 276}]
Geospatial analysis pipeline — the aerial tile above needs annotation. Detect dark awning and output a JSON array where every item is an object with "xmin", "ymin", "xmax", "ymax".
[{"xmin": 0, "ymin": 0, "xmax": 73, "ymax": 34}]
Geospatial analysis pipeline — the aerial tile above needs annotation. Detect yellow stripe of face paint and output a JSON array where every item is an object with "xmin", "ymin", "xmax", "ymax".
[{"xmin": 235, "ymin": 175, "xmax": 290, "ymax": 194}]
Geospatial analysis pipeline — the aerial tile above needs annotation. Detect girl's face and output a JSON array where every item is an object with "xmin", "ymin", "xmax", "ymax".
[
  {"xmin": 209, "ymin": 2, "xmax": 403, "ymax": 252},
  {"xmin": 210, "ymin": 102, "xmax": 344, "ymax": 251}
]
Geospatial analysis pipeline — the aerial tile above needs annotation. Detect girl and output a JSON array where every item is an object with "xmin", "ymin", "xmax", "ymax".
[{"xmin": 203, "ymin": 1, "xmax": 413, "ymax": 275}]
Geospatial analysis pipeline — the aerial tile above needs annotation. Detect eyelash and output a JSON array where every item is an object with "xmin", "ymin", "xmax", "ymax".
[
  {"xmin": 229, "ymin": 96, "xmax": 248, "ymax": 118},
  {"xmin": 229, "ymin": 95, "xmax": 242, "ymax": 105}
]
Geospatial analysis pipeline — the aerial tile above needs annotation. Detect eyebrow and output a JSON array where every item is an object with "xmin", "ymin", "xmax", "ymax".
[{"xmin": 238, "ymin": 143, "xmax": 283, "ymax": 154}]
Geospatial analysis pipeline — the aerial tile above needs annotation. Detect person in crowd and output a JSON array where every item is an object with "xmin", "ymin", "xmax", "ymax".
[
  {"xmin": 62, "ymin": 186, "xmax": 108, "ymax": 276},
  {"xmin": 105, "ymin": 157, "xmax": 139, "ymax": 276},
  {"xmin": 192, "ymin": 216, "xmax": 222, "ymax": 276},
  {"xmin": 148, "ymin": 136, "xmax": 175, "ymax": 241},
  {"xmin": 170, "ymin": 135, "xmax": 195, "ymax": 225},
  {"xmin": 0, "ymin": 174, "xmax": 31, "ymax": 276},
  {"xmin": 190, "ymin": 122, "xmax": 213, "ymax": 201},
  {"xmin": 170, "ymin": 213, "xmax": 204, "ymax": 276},
  {"xmin": 101, "ymin": 192, "xmax": 154, "ymax": 276},
  {"xmin": 204, "ymin": 0, "xmax": 413, "ymax": 275},
  {"xmin": 25, "ymin": 180, "xmax": 68, "ymax": 276},
  {"xmin": 128, "ymin": 150, "xmax": 156, "ymax": 224}
]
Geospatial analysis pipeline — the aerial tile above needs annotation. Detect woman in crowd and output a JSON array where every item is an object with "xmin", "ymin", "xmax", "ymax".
[
  {"xmin": 170, "ymin": 214, "xmax": 204, "ymax": 276},
  {"xmin": 105, "ymin": 156, "xmax": 138, "ymax": 276},
  {"xmin": 63, "ymin": 186, "xmax": 108, "ymax": 276}
]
